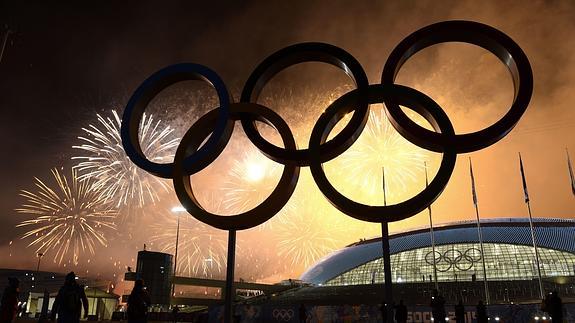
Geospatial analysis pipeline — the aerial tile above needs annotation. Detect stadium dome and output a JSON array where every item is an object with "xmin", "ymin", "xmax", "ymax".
[{"xmin": 300, "ymin": 218, "xmax": 575, "ymax": 286}]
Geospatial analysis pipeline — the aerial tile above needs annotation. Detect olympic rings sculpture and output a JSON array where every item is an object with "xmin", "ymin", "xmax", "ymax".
[
  {"xmin": 425, "ymin": 248, "xmax": 483, "ymax": 272},
  {"xmin": 121, "ymin": 20, "xmax": 532, "ymax": 231}
]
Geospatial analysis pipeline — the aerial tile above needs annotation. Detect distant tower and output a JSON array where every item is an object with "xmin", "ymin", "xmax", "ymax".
[{"xmin": 136, "ymin": 250, "xmax": 173, "ymax": 305}]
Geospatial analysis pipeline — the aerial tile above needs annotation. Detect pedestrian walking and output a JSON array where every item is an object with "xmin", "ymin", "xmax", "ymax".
[
  {"xmin": 50, "ymin": 272, "xmax": 89, "ymax": 323},
  {"xmin": 127, "ymin": 279, "xmax": 152, "ymax": 323}
]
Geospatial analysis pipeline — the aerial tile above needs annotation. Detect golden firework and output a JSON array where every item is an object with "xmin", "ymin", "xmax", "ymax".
[{"xmin": 16, "ymin": 168, "xmax": 117, "ymax": 265}]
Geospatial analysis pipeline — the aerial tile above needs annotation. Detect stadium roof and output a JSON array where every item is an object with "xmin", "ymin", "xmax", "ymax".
[{"xmin": 300, "ymin": 217, "xmax": 575, "ymax": 285}]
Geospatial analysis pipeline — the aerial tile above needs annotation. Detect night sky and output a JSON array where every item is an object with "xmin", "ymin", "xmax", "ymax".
[{"xmin": 1, "ymin": 1, "xmax": 575, "ymax": 281}]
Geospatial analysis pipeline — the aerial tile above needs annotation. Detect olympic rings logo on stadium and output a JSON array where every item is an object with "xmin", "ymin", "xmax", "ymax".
[
  {"xmin": 425, "ymin": 248, "xmax": 483, "ymax": 272},
  {"xmin": 272, "ymin": 309, "xmax": 294, "ymax": 321},
  {"xmin": 121, "ymin": 20, "xmax": 532, "ymax": 231}
]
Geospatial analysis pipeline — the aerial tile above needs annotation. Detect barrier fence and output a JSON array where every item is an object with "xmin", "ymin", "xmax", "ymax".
[{"xmin": 207, "ymin": 303, "xmax": 575, "ymax": 323}]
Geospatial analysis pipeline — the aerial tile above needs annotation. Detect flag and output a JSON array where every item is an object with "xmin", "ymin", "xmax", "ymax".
[
  {"xmin": 567, "ymin": 149, "xmax": 575, "ymax": 196},
  {"xmin": 424, "ymin": 162, "xmax": 432, "ymax": 214},
  {"xmin": 424, "ymin": 162, "xmax": 429, "ymax": 187},
  {"xmin": 519, "ymin": 153, "xmax": 530, "ymax": 203},
  {"xmin": 469, "ymin": 158, "xmax": 478, "ymax": 206},
  {"xmin": 382, "ymin": 167, "xmax": 387, "ymax": 206}
]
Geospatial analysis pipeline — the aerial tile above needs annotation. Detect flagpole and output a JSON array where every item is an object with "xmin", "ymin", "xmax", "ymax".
[
  {"xmin": 519, "ymin": 153, "xmax": 544, "ymax": 300},
  {"xmin": 424, "ymin": 162, "xmax": 439, "ymax": 291},
  {"xmin": 381, "ymin": 167, "xmax": 393, "ymax": 318},
  {"xmin": 566, "ymin": 148, "xmax": 575, "ymax": 197},
  {"xmin": 469, "ymin": 158, "xmax": 490, "ymax": 305}
]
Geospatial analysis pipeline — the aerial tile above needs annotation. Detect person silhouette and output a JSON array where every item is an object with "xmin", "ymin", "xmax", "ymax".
[
  {"xmin": 395, "ymin": 300, "xmax": 408, "ymax": 323},
  {"xmin": 127, "ymin": 279, "xmax": 152, "ymax": 323},
  {"xmin": 454, "ymin": 300, "xmax": 465, "ymax": 323},
  {"xmin": 172, "ymin": 305, "xmax": 179, "ymax": 323},
  {"xmin": 548, "ymin": 291, "xmax": 563, "ymax": 322},
  {"xmin": 298, "ymin": 304, "xmax": 307, "ymax": 323},
  {"xmin": 476, "ymin": 300, "xmax": 488, "ymax": 323},
  {"xmin": 430, "ymin": 289, "xmax": 446, "ymax": 322},
  {"xmin": 50, "ymin": 272, "xmax": 89, "ymax": 323},
  {"xmin": 375, "ymin": 303, "xmax": 384, "ymax": 323},
  {"xmin": 0, "ymin": 278, "xmax": 20, "ymax": 323}
]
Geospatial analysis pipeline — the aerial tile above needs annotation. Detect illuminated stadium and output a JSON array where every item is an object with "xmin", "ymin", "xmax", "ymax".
[{"xmin": 268, "ymin": 218, "xmax": 575, "ymax": 305}]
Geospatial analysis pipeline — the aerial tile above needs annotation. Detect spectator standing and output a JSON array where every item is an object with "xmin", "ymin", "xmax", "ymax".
[
  {"xmin": 547, "ymin": 291, "xmax": 563, "ymax": 323},
  {"xmin": 430, "ymin": 290, "xmax": 446, "ymax": 322},
  {"xmin": 379, "ymin": 303, "xmax": 387, "ymax": 323},
  {"xmin": 50, "ymin": 272, "xmax": 89, "ymax": 323},
  {"xmin": 454, "ymin": 300, "xmax": 465, "ymax": 323},
  {"xmin": 0, "ymin": 278, "xmax": 20, "ymax": 323},
  {"xmin": 127, "ymin": 279, "xmax": 152, "ymax": 323},
  {"xmin": 476, "ymin": 300, "xmax": 488, "ymax": 323}
]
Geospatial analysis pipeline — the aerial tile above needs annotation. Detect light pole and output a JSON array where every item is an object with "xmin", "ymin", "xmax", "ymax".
[
  {"xmin": 0, "ymin": 26, "xmax": 12, "ymax": 65},
  {"xmin": 171, "ymin": 206, "xmax": 186, "ymax": 298},
  {"xmin": 36, "ymin": 252, "xmax": 44, "ymax": 272},
  {"xmin": 32, "ymin": 252, "xmax": 44, "ymax": 292}
]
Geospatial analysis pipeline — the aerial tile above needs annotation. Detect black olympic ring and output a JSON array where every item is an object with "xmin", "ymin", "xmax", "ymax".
[
  {"xmin": 172, "ymin": 103, "xmax": 300, "ymax": 230},
  {"xmin": 425, "ymin": 248, "xmax": 483, "ymax": 272},
  {"xmin": 121, "ymin": 20, "xmax": 533, "ymax": 230},
  {"xmin": 120, "ymin": 63, "xmax": 233, "ymax": 179},
  {"xmin": 308, "ymin": 84, "xmax": 456, "ymax": 222},
  {"xmin": 382, "ymin": 20, "xmax": 532, "ymax": 153},
  {"xmin": 240, "ymin": 42, "xmax": 370, "ymax": 166}
]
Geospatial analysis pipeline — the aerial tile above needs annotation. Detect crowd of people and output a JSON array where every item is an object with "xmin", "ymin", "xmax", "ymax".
[
  {"xmin": 0, "ymin": 277, "xmax": 568, "ymax": 322},
  {"xmin": 427, "ymin": 289, "xmax": 564, "ymax": 323},
  {"xmin": 0, "ymin": 273, "xmax": 153, "ymax": 323}
]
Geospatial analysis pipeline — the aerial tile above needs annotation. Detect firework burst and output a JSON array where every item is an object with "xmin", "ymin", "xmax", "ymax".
[
  {"xmin": 258, "ymin": 84, "xmax": 353, "ymax": 148},
  {"xmin": 72, "ymin": 110, "xmax": 179, "ymax": 211},
  {"xmin": 16, "ymin": 168, "xmax": 117, "ymax": 265},
  {"xmin": 274, "ymin": 189, "xmax": 347, "ymax": 271},
  {"xmin": 220, "ymin": 146, "xmax": 294, "ymax": 229},
  {"xmin": 149, "ymin": 193, "xmax": 228, "ymax": 278},
  {"xmin": 326, "ymin": 107, "xmax": 434, "ymax": 204}
]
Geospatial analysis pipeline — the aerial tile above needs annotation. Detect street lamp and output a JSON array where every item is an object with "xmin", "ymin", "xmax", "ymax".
[
  {"xmin": 171, "ymin": 206, "xmax": 186, "ymax": 297},
  {"xmin": 36, "ymin": 252, "xmax": 44, "ymax": 272}
]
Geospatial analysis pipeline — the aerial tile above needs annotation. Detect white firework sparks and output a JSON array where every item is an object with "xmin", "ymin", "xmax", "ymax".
[
  {"xmin": 16, "ymin": 168, "xmax": 117, "ymax": 265},
  {"xmin": 72, "ymin": 110, "xmax": 179, "ymax": 209}
]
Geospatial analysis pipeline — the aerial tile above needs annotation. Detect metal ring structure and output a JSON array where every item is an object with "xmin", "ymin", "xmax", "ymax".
[
  {"xmin": 425, "ymin": 248, "xmax": 483, "ymax": 272},
  {"xmin": 456, "ymin": 248, "xmax": 483, "ymax": 271},
  {"xmin": 308, "ymin": 84, "xmax": 457, "ymax": 223},
  {"xmin": 382, "ymin": 20, "xmax": 533, "ymax": 153},
  {"xmin": 121, "ymin": 20, "xmax": 533, "ymax": 230},
  {"xmin": 121, "ymin": 63, "xmax": 233, "ymax": 178},
  {"xmin": 172, "ymin": 102, "xmax": 300, "ymax": 231},
  {"xmin": 425, "ymin": 251, "xmax": 442, "ymax": 266},
  {"xmin": 240, "ymin": 42, "xmax": 370, "ymax": 166}
]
